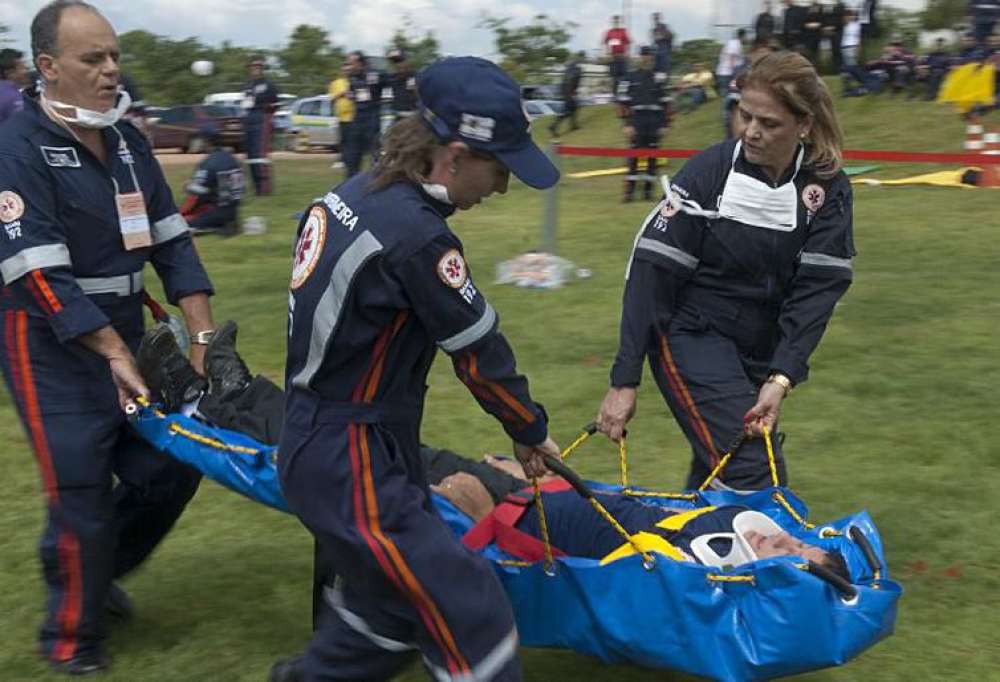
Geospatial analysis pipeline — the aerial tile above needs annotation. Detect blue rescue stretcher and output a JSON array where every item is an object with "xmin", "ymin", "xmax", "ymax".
[{"xmin": 131, "ymin": 406, "xmax": 901, "ymax": 682}]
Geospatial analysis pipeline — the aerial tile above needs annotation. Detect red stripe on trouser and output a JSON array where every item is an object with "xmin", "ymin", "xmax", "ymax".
[
  {"xmin": 8, "ymin": 311, "xmax": 82, "ymax": 660},
  {"xmin": 658, "ymin": 334, "xmax": 720, "ymax": 467},
  {"xmin": 24, "ymin": 273, "xmax": 54, "ymax": 316},
  {"xmin": 347, "ymin": 424, "xmax": 469, "ymax": 674},
  {"xmin": 259, "ymin": 115, "xmax": 273, "ymax": 194}
]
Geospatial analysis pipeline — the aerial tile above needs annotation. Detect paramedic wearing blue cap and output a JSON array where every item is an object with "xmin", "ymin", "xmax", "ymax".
[
  {"xmin": 618, "ymin": 45, "xmax": 670, "ymax": 202},
  {"xmin": 0, "ymin": 2, "xmax": 215, "ymax": 674},
  {"xmin": 179, "ymin": 123, "xmax": 245, "ymax": 235},
  {"xmin": 242, "ymin": 55, "xmax": 278, "ymax": 195},
  {"xmin": 271, "ymin": 56, "xmax": 561, "ymax": 682},
  {"xmin": 597, "ymin": 51, "xmax": 855, "ymax": 492}
]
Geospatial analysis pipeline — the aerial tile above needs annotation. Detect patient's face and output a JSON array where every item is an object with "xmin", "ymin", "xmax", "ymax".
[{"xmin": 744, "ymin": 530, "xmax": 828, "ymax": 564}]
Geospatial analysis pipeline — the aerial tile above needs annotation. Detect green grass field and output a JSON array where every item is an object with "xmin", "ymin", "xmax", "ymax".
[{"xmin": 1, "ymin": 94, "xmax": 998, "ymax": 681}]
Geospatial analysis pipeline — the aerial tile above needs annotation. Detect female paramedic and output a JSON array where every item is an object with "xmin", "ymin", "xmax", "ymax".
[
  {"xmin": 273, "ymin": 57, "xmax": 561, "ymax": 682},
  {"xmin": 597, "ymin": 50, "xmax": 855, "ymax": 492}
]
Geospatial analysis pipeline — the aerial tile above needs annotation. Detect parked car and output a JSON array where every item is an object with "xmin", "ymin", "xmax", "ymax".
[
  {"xmin": 523, "ymin": 99, "xmax": 565, "ymax": 120},
  {"xmin": 203, "ymin": 92, "xmax": 297, "ymax": 114},
  {"xmin": 288, "ymin": 95, "xmax": 341, "ymax": 149},
  {"xmin": 147, "ymin": 104, "xmax": 244, "ymax": 153}
]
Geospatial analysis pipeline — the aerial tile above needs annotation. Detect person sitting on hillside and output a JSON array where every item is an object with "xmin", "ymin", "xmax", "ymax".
[
  {"xmin": 179, "ymin": 123, "xmax": 245, "ymax": 235},
  {"xmin": 674, "ymin": 62, "xmax": 716, "ymax": 113}
]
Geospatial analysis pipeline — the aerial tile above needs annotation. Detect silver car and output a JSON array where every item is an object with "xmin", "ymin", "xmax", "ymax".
[{"xmin": 289, "ymin": 95, "xmax": 341, "ymax": 149}]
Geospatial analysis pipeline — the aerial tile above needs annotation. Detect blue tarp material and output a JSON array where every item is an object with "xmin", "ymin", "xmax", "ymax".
[{"xmin": 132, "ymin": 407, "xmax": 901, "ymax": 681}]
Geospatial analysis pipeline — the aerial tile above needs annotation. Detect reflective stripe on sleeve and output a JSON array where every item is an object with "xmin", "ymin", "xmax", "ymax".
[
  {"xmin": 151, "ymin": 213, "xmax": 190, "ymax": 244},
  {"xmin": 0, "ymin": 244, "xmax": 72, "ymax": 284},
  {"xmin": 799, "ymin": 251, "xmax": 854, "ymax": 270},
  {"xmin": 636, "ymin": 237, "xmax": 699, "ymax": 269},
  {"xmin": 291, "ymin": 231, "xmax": 384, "ymax": 390},
  {"xmin": 438, "ymin": 303, "xmax": 496, "ymax": 353}
]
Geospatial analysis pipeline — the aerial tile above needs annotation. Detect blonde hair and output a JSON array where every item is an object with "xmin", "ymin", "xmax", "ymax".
[
  {"xmin": 743, "ymin": 51, "xmax": 844, "ymax": 179},
  {"xmin": 369, "ymin": 116, "xmax": 441, "ymax": 191}
]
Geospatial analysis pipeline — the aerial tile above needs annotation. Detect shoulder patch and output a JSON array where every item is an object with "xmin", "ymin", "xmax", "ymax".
[
  {"xmin": 437, "ymin": 249, "xmax": 467, "ymax": 289},
  {"xmin": 0, "ymin": 191, "xmax": 25, "ymax": 223},
  {"xmin": 290, "ymin": 206, "xmax": 327, "ymax": 290},
  {"xmin": 39, "ymin": 146, "xmax": 81, "ymax": 168},
  {"xmin": 802, "ymin": 183, "xmax": 826, "ymax": 213}
]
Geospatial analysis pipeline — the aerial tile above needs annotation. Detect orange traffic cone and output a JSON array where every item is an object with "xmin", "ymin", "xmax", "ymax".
[
  {"xmin": 977, "ymin": 124, "xmax": 1000, "ymax": 187},
  {"xmin": 964, "ymin": 115, "xmax": 984, "ymax": 151}
]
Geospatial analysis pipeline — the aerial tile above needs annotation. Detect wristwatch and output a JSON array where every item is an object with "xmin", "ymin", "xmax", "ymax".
[
  {"xmin": 766, "ymin": 373, "xmax": 793, "ymax": 397},
  {"xmin": 189, "ymin": 329, "xmax": 216, "ymax": 345}
]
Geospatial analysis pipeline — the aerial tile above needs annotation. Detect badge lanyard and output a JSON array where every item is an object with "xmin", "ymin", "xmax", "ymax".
[{"xmin": 111, "ymin": 126, "xmax": 152, "ymax": 250}]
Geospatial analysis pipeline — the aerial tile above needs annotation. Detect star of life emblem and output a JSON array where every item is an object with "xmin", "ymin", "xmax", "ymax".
[
  {"xmin": 437, "ymin": 249, "xmax": 468, "ymax": 288},
  {"xmin": 0, "ymin": 191, "xmax": 25, "ymax": 223},
  {"xmin": 290, "ymin": 207, "xmax": 327, "ymax": 289}
]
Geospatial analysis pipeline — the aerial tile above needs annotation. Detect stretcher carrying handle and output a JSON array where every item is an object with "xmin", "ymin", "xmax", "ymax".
[
  {"xmin": 543, "ymin": 454, "xmax": 594, "ymax": 500},
  {"xmin": 849, "ymin": 526, "xmax": 883, "ymax": 576},
  {"xmin": 807, "ymin": 560, "xmax": 858, "ymax": 601}
]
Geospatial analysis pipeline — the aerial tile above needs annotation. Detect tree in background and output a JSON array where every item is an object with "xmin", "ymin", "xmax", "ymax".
[
  {"xmin": 480, "ymin": 14, "xmax": 577, "ymax": 83},
  {"xmin": 671, "ymin": 39, "xmax": 724, "ymax": 74},
  {"xmin": 0, "ymin": 23, "xmax": 10, "ymax": 45},
  {"xmin": 386, "ymin": 18, "xmax": 441, "ymax": 69},
  {"xmin": 920, "ymin": 0, "xmax": 968, "ymax": 31},
  {"xmin": 277, "ymin": 25, "xmax": 343, "ymax": 96},
  {"xmin": 119, "ymin": 30, "xmax": 221, "ymax": 105}
]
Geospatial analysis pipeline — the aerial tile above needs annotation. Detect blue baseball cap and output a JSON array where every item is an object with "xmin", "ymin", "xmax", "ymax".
[{"xmin": 417, "ymin": 57, "xmax": 559, "ymax": 190}]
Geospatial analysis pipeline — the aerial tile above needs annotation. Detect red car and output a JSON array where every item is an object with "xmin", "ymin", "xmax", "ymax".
[{"xmin": 147, "ymin": 104, "xmax": 244, "ymax": 153}]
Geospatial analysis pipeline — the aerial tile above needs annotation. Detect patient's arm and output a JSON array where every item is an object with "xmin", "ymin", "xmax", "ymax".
[{"xmin": 431, "ymin": 473, "xmax": 496, "ymax": 522}]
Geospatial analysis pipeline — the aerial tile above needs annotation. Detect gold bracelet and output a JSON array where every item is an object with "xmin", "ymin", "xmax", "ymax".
[{"xmin": 766, "ymin": 373, "xmax": 793, "ymax": 397}]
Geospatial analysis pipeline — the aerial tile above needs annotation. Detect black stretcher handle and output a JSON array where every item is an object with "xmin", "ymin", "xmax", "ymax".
[
  {"xmin": 542, "ymin": 454, "xmax": 595, "ymax": 500},
  {"xmin": 581, "ymin": 421, "xmax": 627, "ymax": 439},
  {"xmin": 807, "ymin": 560, "xmax": 858, "ymax": 600},
  {"xmin": 848, "ymin": 526, "xmax": 882, "ymax": 574}
]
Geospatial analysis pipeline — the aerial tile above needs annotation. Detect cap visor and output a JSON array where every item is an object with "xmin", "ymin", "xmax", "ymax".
[{"xmin": 496, "ymin": 141, "xmax": 560, "ymax": 190}]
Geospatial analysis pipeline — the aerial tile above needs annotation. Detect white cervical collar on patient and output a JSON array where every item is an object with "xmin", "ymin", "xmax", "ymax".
[{"xmin": 688, "ymin": 510, "xmax": 785, "ymax": 568}]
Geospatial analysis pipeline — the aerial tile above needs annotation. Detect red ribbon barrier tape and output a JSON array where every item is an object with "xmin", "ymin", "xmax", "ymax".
[{"xmin": 553, "ymin": 145, "xmax": 1000, "ymax": 165}]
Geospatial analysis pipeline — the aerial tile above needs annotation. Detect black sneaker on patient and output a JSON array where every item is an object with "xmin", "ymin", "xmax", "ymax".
[
  {"xmin": 205, "ymin": 320, "xmax": 252, "ymax": 404},
  {"xmin": 136, "ymin": 324, "xmax": 207, "ymax": 412}
]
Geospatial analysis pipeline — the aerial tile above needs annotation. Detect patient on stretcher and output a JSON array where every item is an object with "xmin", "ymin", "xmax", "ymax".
[{"xmin": 136, "ymin": 321, "xmax": 849, "ymax": 577}]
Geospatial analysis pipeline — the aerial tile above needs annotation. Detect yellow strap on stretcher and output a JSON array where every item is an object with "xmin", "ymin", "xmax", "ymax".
[{"xmin": 599, "ymin": 507, "xmax": 717, "ymax": 565}]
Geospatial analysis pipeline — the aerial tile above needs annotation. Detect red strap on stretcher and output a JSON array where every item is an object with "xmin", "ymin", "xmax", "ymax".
[
  {"xmin": 462, "ymin": 479, "xmax": 572, "ymax": 561},
  {"xmin": 142, "ymin": 292, "xmax": 170, "ymax": 323}
]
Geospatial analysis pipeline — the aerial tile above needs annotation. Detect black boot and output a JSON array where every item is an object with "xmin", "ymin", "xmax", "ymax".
[
  {"xmin": 204, "ymin": 321, "xmax": 252, "ymax": 404},
  {"xmin": 268, "ymin": 656, "xmax": 305, "ymax": 682},
  {"xmin": 105, "ymin": 583, "xmax": 134, "ymax": 621},
  {"xmin": 50, "ymin": 650, "xmax": 109, "ymax": 676},
  {"xmin": 137, "ymin": 325, "xmax": 206, "ymax": 412}
]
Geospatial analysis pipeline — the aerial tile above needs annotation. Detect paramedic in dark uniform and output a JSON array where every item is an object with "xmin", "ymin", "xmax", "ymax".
[
  {"xmin": 618, "ymin": 46, "xmax": 670, "ymax": 203},
  {"xmin": 242, "ymin": 55, "xmax": 278, "ymax": 196},
  {"xmin": 597, "ymin": 51, "xmax": 855, "ymax": 492},
  {"xmin": 271, "ymin": 56, "xmax": 561, "ymax": 682},
  {"xmin": 0, "ymin": 1, "xmax": 215, "ymax": 675},
  {"xmin": 344, "ymin": 51, "xmax": 385, "ymax": 175},
  {"xmin": 180, "ymin": 123, "xmax": 245, "ymax": 234},
  {"xmin": 386, "ymin": 48, "xmax": 418, "ymax": 122}
]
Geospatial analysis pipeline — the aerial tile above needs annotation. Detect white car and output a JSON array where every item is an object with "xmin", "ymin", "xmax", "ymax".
[
  {"xmin": 523, "ymin": 100, "xmax": 565, "ymax": 120},
  {"xmin": 203, "ymin": 92, "xmax": 297, "ymax": 115},
  {"xmin": 289, "ymin": 95, "xmax": 341, "ymax": 149}
]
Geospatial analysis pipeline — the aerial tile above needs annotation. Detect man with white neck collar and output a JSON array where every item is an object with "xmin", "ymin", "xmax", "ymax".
[{"xmin": 0, "ymin": 1, "xmax": 216, "ymax": 674}]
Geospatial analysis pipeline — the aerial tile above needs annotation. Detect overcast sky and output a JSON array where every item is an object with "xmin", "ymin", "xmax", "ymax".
[{"xmin": 3, "ymin": 0, "xmax": 928, "ymax": 61}]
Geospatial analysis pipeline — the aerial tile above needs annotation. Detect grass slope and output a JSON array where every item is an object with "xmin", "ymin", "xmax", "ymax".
[{"xmin": 1, "ymin": 93, "xmax": 997, "ymax": 681}]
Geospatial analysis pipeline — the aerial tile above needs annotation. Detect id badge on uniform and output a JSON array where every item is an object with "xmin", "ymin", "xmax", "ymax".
[{"xmin": 117, "ymin": 191, "xmax": 152, "ymax": 249}]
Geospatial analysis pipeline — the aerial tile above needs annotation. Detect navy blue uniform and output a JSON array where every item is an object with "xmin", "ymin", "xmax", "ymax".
[
  {"xmin": 0, "ymin": 96, "xmax": 212, "ymax": 662},
  {"xmin": 342, "ymin": 70, "xmax": 386, "ymax": 177},
  {"xmin": 618, "ymin": 67, "xmax": 670, "ymax": 200},
  {"xmin": 388, "ymin": 70, "xmax": 418, "ymax": 119},
  {"xmin": 242, "ymin": 76, "xmax": 278, "ymax": 195},
  {"xmin": 280, "ymin": 173, "xmax": 546, "ymax": 680},
  {"xmin": 612, "ymin": 139, "xmax": 855, "ymax": 490},
  {"xmin": 180, "ymin": 149, "xmax": 245, "ymax": 231}
]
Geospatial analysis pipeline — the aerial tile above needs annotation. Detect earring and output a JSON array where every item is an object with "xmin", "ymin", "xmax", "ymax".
[{"xmin": 449, "ymin": 164, "xmax": 458, "ymax": 175}]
